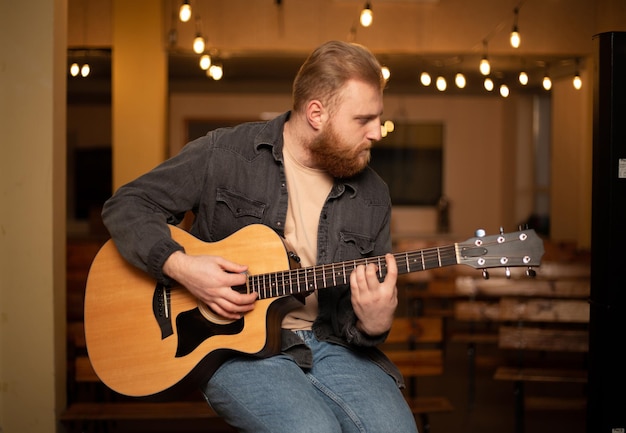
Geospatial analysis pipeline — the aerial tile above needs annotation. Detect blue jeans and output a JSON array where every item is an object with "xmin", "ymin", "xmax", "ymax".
[{"xmin": 202, "ymin": 330, "xmax": 418, "ymax": 433}]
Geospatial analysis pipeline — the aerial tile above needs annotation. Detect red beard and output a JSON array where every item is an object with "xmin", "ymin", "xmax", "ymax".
[{"xmin": 308, "ymin": 124, "xmax": 371, "ymax": 178}]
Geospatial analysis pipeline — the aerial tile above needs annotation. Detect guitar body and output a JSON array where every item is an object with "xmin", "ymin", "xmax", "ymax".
[{"xmin": 84, "ymin": 224, "xmax": 301, "ymax": 400}]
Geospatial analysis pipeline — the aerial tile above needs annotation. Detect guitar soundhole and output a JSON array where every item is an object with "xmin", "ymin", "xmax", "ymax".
[{"xmin": 175, "ymin": 307, "xmax": 244, "ymax": 358}]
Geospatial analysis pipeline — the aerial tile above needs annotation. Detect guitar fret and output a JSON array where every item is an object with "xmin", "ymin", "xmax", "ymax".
[{"xmin": 437, "ymin": 248, "xmax": 442, "ymax": 267}]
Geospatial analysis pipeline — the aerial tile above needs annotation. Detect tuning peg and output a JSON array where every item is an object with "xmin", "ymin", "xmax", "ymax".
[
  {"xmin": 526, "ymin": 267, "xmax": 537, "ymax": 278},
  {"xmin": 500, "ymin": 226, "xmax": 505, "ymax": 235},
  {"xmin": 505, "ymin": 267, "xmax": 511, "ymax": 279},
  {"xmin": 475, "ymin": 229, "xmax": 486, "ymax": 238},
  {"xmin": 482, "ymin": 269, "xmax": 490, "ymax": 280}
]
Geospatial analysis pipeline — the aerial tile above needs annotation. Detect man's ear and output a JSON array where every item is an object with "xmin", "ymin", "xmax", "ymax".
[{"xmin": 306, "ymin": 100, "xmax": 327, "ymax": 131}]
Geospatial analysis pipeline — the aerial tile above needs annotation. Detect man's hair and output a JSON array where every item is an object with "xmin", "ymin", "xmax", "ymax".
[{"xmin": 292, "ymin": 40, "xmax": 385, "ymax": 113}]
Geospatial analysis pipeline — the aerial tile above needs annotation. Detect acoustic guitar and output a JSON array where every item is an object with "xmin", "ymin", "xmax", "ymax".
[{"xmin": 84, "ymin": 224, "xmax": 544, "ymax": 400}]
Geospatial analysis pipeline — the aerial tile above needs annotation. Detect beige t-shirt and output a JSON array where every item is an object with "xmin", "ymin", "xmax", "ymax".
[{"xmin": 281, "ymin": 142, "xmax": 333, "ymax": 330}]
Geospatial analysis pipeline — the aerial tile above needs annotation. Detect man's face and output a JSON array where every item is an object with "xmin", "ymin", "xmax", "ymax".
[{"xmin": 308, "ymin": 80, "xmax": 383, "ymax": 178}]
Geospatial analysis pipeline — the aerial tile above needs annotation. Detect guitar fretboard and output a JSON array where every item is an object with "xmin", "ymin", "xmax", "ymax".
[{"xmin": 245, "ymin": 244, "xmax": 459, "ymax": 300}]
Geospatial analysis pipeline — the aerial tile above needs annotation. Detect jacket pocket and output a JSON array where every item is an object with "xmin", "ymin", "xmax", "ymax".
[
  {"xmin": 211, "ymin": 188, "xmax": 266, "ymax": 235},
  {"xmin": 338, "ymin": 231, "xmax": 376, "ymax": 259}
]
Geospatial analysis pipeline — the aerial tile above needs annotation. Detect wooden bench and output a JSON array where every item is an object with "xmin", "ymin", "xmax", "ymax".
[
  {"xmin": 380, "ymin": 316, "xmax": 454, "ymax": 433},
  {"xmin": 450, "ymin": 261, "xmax": 590, "ymax": 414},
  {"xmin": 485, "ymin": 262, "xmax": 590, "ymax": 433}
]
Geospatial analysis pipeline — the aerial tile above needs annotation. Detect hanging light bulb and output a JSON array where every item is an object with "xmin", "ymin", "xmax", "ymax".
[
  {"xmin": 381, "ymin": 66, "xmax": 391, "ymax": 81},
  {"xmin": 573, "ymin": 59, "xmax": 582, "ymax": 90},
  {"xmin": 193, "ymin": 34, "xmax": 205, "ymax": 54},
  {"xmin": 208, "ymin": 63, "xmax": 223, "ymax": 80},
  {"xmin": 80, "ymin": 63, "xmax": 90, "ymax": 77},
  {"xmin": 360, "ymin": 2, "xmax": 373, "ymax": 27},
  {"xmin": 518, "ymin": 71, "xmax": 529, "ymax": 86},
  {"xmin": 420, "ymin": 71, "xmax": 431, "ymax": 86},
  {"xmin": 436, "ymin": 76, "xmax": 447, "ymax": 91},
  {"xmin": 543, "ymin": 73, "xmax": 552, "ymax": 91},
  {"xmin": 479, "ymin": 57, "xmax": 490, "ymax": 76},
  {"xmin": 70, "ymin": 62, "xmax": 80, "ymax": 77},
  {"xmin": 454, "ymin": 73, "xmax": 466, "ymax": 89},
  {"xmin": 510, "ymin": 8, "xmax": 521, "ymax": 48},
  {"xmin": 573, "ymin": 74, "xmax": 582, "ymax": 90},
  {"xmin": 179, "ymin": 0, "xmax": 191, "ymax": 22},
  {"xmin": 479, "ymin": 40, "xmax": 490, "ymax": 76},
  {"xmin": 199, "ymin": 54, "xmax": 211, "ymax": 70},
  {"xmin": 500, "ymin": 84, "xmax": 510, "ymax": 98},
  {"xmin": 510, "ymin": 28, "xmax": 520, "ymax": 48},
  {"xmin": 484, "ymin": 77, "xmax": 494, "ymax": 91}
]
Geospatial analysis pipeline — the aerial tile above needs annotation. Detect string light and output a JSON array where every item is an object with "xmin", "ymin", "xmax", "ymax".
[
  {"xmin": 80, "ymin": 64, "xmax": 90, "ymax": 77},
  {"xmin": 510, "ymin": 7, "xmax": 521, "ymax": 48},
  {"xmin": 500, "ymin": 84, "xmax": 510, "ymax": 98},
  {"xmin": 454, "ymin": 73, "xmax": 466, "ymax": 89},
  {"xmin": 573, "ymin": 59, "xmax": 582, "ymax": 90},
  {"xmin": 381, "ymin": 66, "xmax": 391, "ymax": 81},
  {"xmin": 199, "ymin": 54, "xmax": 211, "ymax": 70},
  {"xmin": 484, "ymin": 77, "xmax": 494, "ymax": 91},
  {"xmin": 542, "ymin": 73, "xmax": 552, "ymax": 91},
  {"xmin": 573, "ymin": 74, "xmax": 582, "ymax": 90},
  {"xmin": 518, "ymin": 71, "xmax": 529, "ymax": 86},
  {"xmin": 479, "ymin": 41, "xmax": 490, "ymax": 76},
  {"xmin": 436, "ymin": 76, "xmax": 447, "ymax": 91},
  {"xmin": 360, "ymin": 2, "xmax": 373, "ymax": 27},
  {"xmin": 70, "ymin": 63, "xmax": 80, "ymax": 77},
  {"xmin": 192, "ymin": 16, "xmax": 205, "ymax": 54},
  {"xmin": 179, "ymin": 0, "xmax": 191, "ymax": 22},
  {"xmin": 420, "ymin": 72, "xmax": 431, "ymax": 86},
  {"xmin": 208, "ymin": 63, "xmax": 223, "ymax": 80}
]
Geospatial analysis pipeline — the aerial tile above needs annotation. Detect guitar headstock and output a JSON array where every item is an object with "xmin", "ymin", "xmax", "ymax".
[{"xmin": 457, "ymin": 228, "xmax": 544, "ymax": 278}]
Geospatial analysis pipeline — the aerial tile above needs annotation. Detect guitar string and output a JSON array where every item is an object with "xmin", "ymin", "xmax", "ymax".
[
  {"xmin": 249, "ymin": 245, "xmax": 460, "ymax": 299},
  {"xmin": 248, "ymin": 237, "xmax": 528, "ymax": 299}
]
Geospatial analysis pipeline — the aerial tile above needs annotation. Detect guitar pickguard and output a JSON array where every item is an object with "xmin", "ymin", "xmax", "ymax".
[{"xmin": 175, "ymin": 308, "xmax": 244, "ymax": 357}]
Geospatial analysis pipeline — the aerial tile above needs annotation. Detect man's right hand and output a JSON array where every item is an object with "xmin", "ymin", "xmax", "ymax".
[{"xmin": 163, "ymin": 251, "xmax": 258, "ymax": 320}]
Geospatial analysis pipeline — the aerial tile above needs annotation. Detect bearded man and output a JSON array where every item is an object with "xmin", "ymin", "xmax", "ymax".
[{"xmin": 102, "ymin": 40, "xmax": 418, "ymax": 433}]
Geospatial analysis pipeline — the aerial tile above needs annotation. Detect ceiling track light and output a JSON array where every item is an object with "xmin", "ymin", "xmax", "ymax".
[
  {"xmin": 360, "ymin": 2, "xmax": 373, "ymax": 27},
  {"xmin": 179, "ymin": 0, "xmax": 191, "ymax": 23},
  {"xmin": 510, "ymin": 7, "xmax": 521, "ymax": 48}
]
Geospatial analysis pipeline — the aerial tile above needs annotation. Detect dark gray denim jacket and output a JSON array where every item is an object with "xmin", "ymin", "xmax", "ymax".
[{"xmin": 102, "ymin": 111, "xmax": 403, "ymax": 387}]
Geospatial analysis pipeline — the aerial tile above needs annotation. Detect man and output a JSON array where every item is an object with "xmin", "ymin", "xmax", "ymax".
[{"xmin": 102, "ymin": 40, "xmax": 418, "ymax": 433}]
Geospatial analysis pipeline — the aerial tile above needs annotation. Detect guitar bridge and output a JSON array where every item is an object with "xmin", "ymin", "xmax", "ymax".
[{"xmin": 152, "ymin": 283, "xmax": 174, "ymax": 339}]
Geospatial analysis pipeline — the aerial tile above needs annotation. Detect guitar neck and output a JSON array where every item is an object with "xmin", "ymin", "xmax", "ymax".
[{"xmin": 243, "ymin": 244, "xmax": 459, "ymax": 300}]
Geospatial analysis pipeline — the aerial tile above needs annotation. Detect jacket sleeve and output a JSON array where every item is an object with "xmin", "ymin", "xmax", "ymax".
[{"xmin": 101, "ymin": 137, "xmax": 211, "ymax": 285}]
